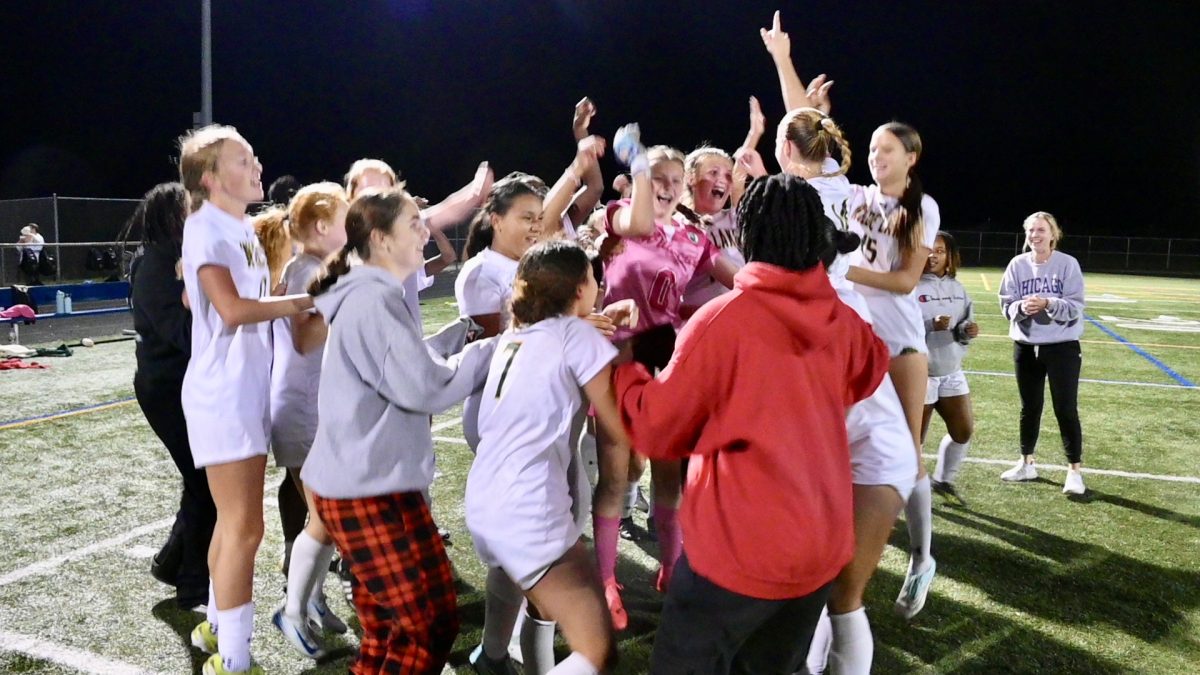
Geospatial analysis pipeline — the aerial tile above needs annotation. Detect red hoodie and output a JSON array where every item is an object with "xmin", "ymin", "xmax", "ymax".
[{"xmin": 615, "ymin": 262, "xmax": 889, "ymax": 600}]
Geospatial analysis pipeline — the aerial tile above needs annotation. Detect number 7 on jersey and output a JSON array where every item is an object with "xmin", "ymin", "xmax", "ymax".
[{"xmin": 494, "ymin": 341, "xmax": 523, "ymax": 398}]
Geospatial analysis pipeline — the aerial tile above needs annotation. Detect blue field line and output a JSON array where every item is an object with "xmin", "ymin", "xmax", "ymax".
[
  {"xmin": 1085, "ymin": 315, "xmax": 1196, "ymax": 387},
  {"xmin": 0, "ymin": 397, "xmax": 136, "ymax": 430}
]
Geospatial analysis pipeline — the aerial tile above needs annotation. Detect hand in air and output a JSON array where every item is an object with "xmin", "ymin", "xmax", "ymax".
[
  {"xmin": 574, "ymin": 97, "xmax": 597, "ymax": 141},
  {"xmin": 469, "ymin": 161, "xmax": 494, "ymax": 204},
  {"xmin": 602, "ymin": 299, "xmax": 639, "ymax": 329},
  {"xmin": 613, "ymin": 123, "xmax": 647, "ymax": 170},
  {"xmin": 572, "ymin": 135, "xmax": 607, "ymax": 178},
  {"xmin": 806, "ymin": 73, "xmax": 835, "ymax": 115},
  {"xmin": 735, "ymin": 147, "xmax": 769, "ymax": 179},
  {"xmin": 760, "ymin": 10, "xmax": 791, "ymax": 60},
  {"xmin": 747, "ymin": 96, "xmax": 766, "ymax": 142}
]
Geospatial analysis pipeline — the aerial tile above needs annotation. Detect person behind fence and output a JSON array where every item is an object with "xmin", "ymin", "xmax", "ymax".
[
  {"xmin": 128, "ymin": 182, "xmax": 216, "ymax": 613},
  {"xmin": 614, "ymin": 174, "xmax": 890, "ymax": 674},
  {"xmin": 998, "ymin": 211, "xmax": 1087, "ymax": 495},
  {"xmin": 17, "ymin": 223, "xmax": 45, "ymax": 284}
]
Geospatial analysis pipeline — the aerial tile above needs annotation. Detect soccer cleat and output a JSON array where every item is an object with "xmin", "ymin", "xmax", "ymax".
[
  {"xmin": 1063, "ymin": 468, "xmax": 1086, "ymax": 495},
  {"xmin": 931, "ymin": 480, "xmax": 968, "ymax": 507},
  {"xmin": 190, "ymin": 620, "xmax": 218, "ymax": 654},
  {"xmin": 468, "ymin": 643, "xmax": 520, "ymax": 675},
  {"xmin": 201, "ymin": 654, "xmax": 264, "ymax": 675},
  {"xmin": 337, "ymin": 559, "xmax": 355, "ymax": 606},
  {"xmin": 604, "ymin": 580, "xmax": 629, "ymax": 631},
  {"xmin": 894, "ymin": 558, "xmax": 937, "ymax": 620},
  {"xmin": 273, "ymin": 607, "xmax": 326, "ymax": 659},
  {"xmin": 307, "ymin": 593, "xmax": 349, "ymax": 634},
  {"xmin": 1000, "ymin": 459, "xmax": 1038, "ymax": 482},
  {"xmin": 618, "ymin": 516, "xmax": 644, "ymax": 541}
]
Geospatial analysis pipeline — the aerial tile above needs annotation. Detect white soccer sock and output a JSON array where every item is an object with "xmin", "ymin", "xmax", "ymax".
[
  {"xmin": 806, "ymin": 605, "xmax": 831, "ymax": 674},
  {"xmin": 520, "ymin": 615, "xmax": 558, "ymax": 675},
  {"xmin": 284, "ymin": 531, "xmax": 324, "ymax": 619},
  {"xmin": 548, "ymin": 652, "xmax": 599, "ymax": 675},
  {"xmin": 307, "ymin": 542, "xmax": 337, "ymax": 603},
  {"xmin": 934, "ymin": 435, "xmax": 970, "ymax": 484},
  {"xmin": 828, "ymin": 607, "xmax": 872, "ymax": 675},
  {"xmin": 206, "ymin": 579, "xmax": 219, "ymax": 631},
  {"xmin": 622, "ymin": 480, "xmax": 639, "ymax": 519},
  {"xmin": 216, "ymin": 601, "xmax": 254, "ymax": 672},
  {"xmin": 483, "ymin": 568, "xmax": 524, "ymax": 660},
  {"xmin": 905, "ymin": 475, "xmax": 934, "ymax": 572}
]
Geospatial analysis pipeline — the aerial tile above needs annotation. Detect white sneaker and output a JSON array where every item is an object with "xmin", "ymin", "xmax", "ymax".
[
  {"xmin": 1000, "ymin": 459, "xmax": 1037, "ymax": 482},
  {"xmin": 894, "ymin": 557, "xmax": 936, "ymax": 619},
  {"xmin": 1063, "ymin": 469, "xmax": 1086, "ymax": 495},
  {"xmin": 273, "ymin": 607, "xmax": 326, "ymax": 659}
]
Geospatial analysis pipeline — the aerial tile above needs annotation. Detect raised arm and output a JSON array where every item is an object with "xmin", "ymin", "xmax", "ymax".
[
  {"xmin": 761, "ymin": 11, "xmax": 820, "ymax": 112},
  {"xmin": 609, "ymin": 123, "xmax": 656, "ymax": 238},
  {"xmin": 568, "ymin": 97, "xmax": 605, "ymax": 225},
  {"xmin": 423, "ymin": 161, "xmax": 493, "ymax": 232},
  {"xmin": 732, "ymin": 96, "xmax": 767, "ymax": 209},
  {"xmin": 196, "ymin": 264, "xmax": 312, "ymax": 328},
  {"xmin": 542, "ymin": 135, "xmax": 606, "ymax": 239}
]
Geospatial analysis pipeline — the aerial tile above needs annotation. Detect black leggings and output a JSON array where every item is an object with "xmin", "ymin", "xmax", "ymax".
[{"xmin": 1013, "ymin": 341, "xmax": 1083, "ymax": 464}]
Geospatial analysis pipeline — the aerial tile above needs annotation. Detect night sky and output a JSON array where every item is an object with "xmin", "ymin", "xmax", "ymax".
[{"xmin": 3, "ymin": 1, "xmax": 1199, "ymax": 238}]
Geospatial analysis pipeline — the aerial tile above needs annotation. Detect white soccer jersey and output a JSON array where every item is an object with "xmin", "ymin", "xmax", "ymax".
[
  {"xmin": 807, "ymin": 165, "xmax": 871, "ymax": 322},
  {"xmin": 181, "ymin": 201, "xmax": 272, "ymax": 468},
  {"xmin": 848, "ymin": 186, "xmax": 941, "ymax": 354},
  {"xmin": 681, "ymin": 209, "xmax": 744, "ymax": 309},
  {"xmin": 269, "ymin": 252, "xmax": 324, "ymax": 467},
  {"xmin": 454, "ymin": 247, "xmax": 520, "ymax": 327},
  {"xmin": 465, "ymin": 315, "xmax": 617, "ymax": 589}
]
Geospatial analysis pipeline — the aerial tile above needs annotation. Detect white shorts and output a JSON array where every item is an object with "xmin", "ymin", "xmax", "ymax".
[
  {"xmin": 864, "ymin": 294, "xmax": 927, "ymax": 358},
  {"xmin": 925, "ymin": 370, "xmax": 970, "ymax": 405},
  {"xmin": 185, "ymin": 411, "xmax": 270, "ymax": 469},
  {"xmin": 846, "ymin": 373, "xmax": 918, "ymax": 500}
]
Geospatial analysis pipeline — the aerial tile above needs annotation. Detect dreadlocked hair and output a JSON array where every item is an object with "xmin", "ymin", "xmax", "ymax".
[
  {"xmin": 737, "ymin": 174, "xmax": 840, "ymax": 272},
  {"xmin": 509, "ymin": 240, "xmax": 590, "ymax": 327},
  {"xmin": 876, "ymin": 122, "xmax": 925, "ymax": 257},
  {"xmin": 464, "ymin": 171, "xmax": 548, "ymax": 259},
  {"xmin": 309, "ymin": 187, "xmax": 415, "ymax": 296},
  {"xmin": 780, "ymin": 108, "xmax": 852, "ymax": 177}
]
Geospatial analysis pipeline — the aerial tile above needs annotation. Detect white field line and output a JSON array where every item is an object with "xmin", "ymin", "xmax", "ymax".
[
  {"xmin": 963, "ymin": 368, "xmax": 1196, "ymax": 390},
  {"xmin": 0, "ymin": 630, "xmax": 158, "ymax": 674},
  {"xmin": 431, "ymin": 418, "xmax": 461, "ymax": 433},
  {"xmin": 433, "ymin": 435, "xmax": 469, "ymax": 445},
  {"xmin": 0, "ymin": 517, "xmax": 174, "ymax": 588},
  {"xmin": 924, "ymin": 453, "xmax": 1200, "ymax": 484}
]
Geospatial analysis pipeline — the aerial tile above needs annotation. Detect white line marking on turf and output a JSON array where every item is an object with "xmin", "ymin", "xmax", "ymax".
[
  {"xmin": 979, "ymin": 273, "xmax": 991, "ymax": 292},
  {"xmin": 963, "ymin": 369, "xmax": 1196, "ymax": 390},
  {"xmin": 923, "ymin": 454, "xmax": 1200, "ymax": 484},
  {"xmin": 0, "ymin": 517, "xmax": 173, "ymax": 588},
  {"xmin": 433, "ymin": 436, "xmax": 469, "ymax": 445},
  {"xmin": 0, "ymin": 630, "xmax": 157, "ymax": 674},
  {"xmin": 124, "ymin": 545, "xmax": 159, "ymax": 559},
  {"xmin": 431, "ymin": 419, "xmax": 460, "ymax": 433}
]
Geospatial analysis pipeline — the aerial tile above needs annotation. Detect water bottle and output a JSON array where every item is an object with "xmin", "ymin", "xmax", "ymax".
[
  {"xmin": 64, "ymin": 294, "xmax": 73, "ymax": 313},
  {"xmin": 55, "ymin": 290, "xmax": 65, "ymax": 314}
]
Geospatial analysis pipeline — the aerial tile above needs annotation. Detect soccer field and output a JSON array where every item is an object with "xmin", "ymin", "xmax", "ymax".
[{"xmin": 1, "ymin": 269, "xmax": 1197, "ymax": 674}]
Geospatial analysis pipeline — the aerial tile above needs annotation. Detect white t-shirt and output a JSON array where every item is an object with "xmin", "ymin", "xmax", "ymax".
[
  {"xmin": 465, "ymin": 315, "xmax": 618, "ymax": 588},
  {"xmin": 848, "ymin": 185, "xmax": 941, "ymax": 349},
  {"xmin": 806, "ymin": 167, "xmax": 872, "ymax": 322},
  {"xmin": 455, "ymin": 247, "xmax": 520, "ymax": 327},
  {"xmin": 269, "ymin": 253, "xmax": 324, "ymax": 466},
  {"xmin": 181, "ymin": 201, "xmax": 273, "ymax": 467},
  {"xmin": 681, "ymin": 209, "xmax": 743, "ymax": 309}
]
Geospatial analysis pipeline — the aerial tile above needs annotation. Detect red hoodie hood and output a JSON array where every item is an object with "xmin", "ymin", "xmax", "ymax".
[{"xmin": 727, "ymin": 261, "xmax": 840, "ymax": 351}]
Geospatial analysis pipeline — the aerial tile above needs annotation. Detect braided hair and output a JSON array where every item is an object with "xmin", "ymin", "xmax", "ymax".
[{"xmin": 738, "ymin": 174, "xmax": 856, "ymax": 272}]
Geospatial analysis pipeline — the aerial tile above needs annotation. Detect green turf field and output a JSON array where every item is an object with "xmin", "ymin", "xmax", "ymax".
[{"xmin": 1, "ymin": 270, "xmax": 1197, "ymax": 674}]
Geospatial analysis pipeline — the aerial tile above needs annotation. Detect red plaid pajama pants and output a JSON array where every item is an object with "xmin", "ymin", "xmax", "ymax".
[{"xmin": 313, "ymin": 490, "xmax": 458, "ymax": 674}]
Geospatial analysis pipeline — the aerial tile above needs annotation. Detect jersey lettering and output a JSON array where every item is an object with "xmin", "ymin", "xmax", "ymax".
[{"xmin": 494, "ymin": 341, "xmax": 523, "ymax": 398}]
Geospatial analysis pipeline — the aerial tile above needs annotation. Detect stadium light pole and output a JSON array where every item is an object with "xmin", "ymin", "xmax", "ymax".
[{"xmin": 195, "ymin": 0, "xmax": 213, "ymax": 128}]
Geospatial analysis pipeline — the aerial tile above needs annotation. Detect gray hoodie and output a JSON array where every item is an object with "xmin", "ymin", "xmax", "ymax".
[
  {"xmin": 998, "ymin": 250, "xmax": 1085, "ymax": 345},
  {"xmin": 917, "ymin": 272, "xmax": 975, "ymax": 376},
  {"xmin": 301, "ymin": 265, "xmax": 496, "ymax": 499}
]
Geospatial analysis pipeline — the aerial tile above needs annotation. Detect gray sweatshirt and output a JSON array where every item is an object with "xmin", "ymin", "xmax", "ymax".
[
  {"xmin": 301, "ymin": 265, "xmax": 496, "ymax": 499},
  {"xmin": 917, "ymin": 273, "xmax": 975, "ymax": 376},
  {"xmin": 998, "ymin": 250, "xmax": 1085, "ymax": 345}
]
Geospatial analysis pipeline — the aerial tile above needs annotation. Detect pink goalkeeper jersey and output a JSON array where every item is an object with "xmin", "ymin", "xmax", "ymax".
[{"xmin": 603, "ymin": 200, "xmax": 721, "ymax": 341}]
